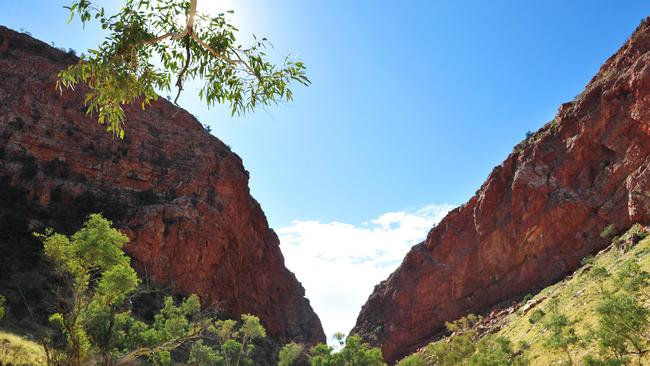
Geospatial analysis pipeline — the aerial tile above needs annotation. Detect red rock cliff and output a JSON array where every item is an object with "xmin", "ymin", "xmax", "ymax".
[
  {"xmin": 352, "ymin": 18, "xmax": 650, "ymax": 363},
  {"xmin": 0, "ymin": 25, "xmax": 325, "ymax": 345}
]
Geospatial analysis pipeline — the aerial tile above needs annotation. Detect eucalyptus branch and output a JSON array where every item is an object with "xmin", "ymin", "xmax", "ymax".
[
  {"xmin": 116, "ymin": 324, "xmax": 204, "ymax": 365},
  {"xmin": 174, "ymin": 35, "xmax": 192, "ymax": 104},
  {"xmin": 172, "ymin": 0, "xmax": 197, "ymax": 40},
  {"xmin": 141, "ymin": 32, "xmax": 174, "ymax": 45},
  {"xmin": 59, "ymin": 0, "xmax": 310, "ymax": 138},
  {"xmin": 191, "ymin": 34, "xmax": 236, "ymax": 65}
]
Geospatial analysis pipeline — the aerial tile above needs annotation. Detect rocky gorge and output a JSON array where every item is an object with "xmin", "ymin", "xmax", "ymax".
[
  {"xmin": 0, "ymin": 25, "xmax": 325, "ymax": 346},
  {"xmin": 353, "ymin": 17, "xmax": 650, "ymax": 363}
]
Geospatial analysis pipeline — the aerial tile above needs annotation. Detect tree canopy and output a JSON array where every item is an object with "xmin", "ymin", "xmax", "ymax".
[
  {"xmin": 57, "ymin": 0, "xmax": 310, "ymax": 138},
  {"xmin": 36, "ymin": 214, "xmax": 269, "ymax": 366}
]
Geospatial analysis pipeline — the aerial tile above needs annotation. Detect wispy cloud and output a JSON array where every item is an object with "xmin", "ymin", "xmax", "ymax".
[{"xmin": 277, "ymin": 204, "xmax": 455, "ymax": 341}]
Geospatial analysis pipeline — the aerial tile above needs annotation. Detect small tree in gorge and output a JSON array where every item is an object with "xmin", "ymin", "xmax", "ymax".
[
  {"xmin": 37, "ymin": 213, "xmax": 268, "ymax": 366},
  {"xmin": 58, "ymin": 0, "xmax": 310, "ymax": 138}
]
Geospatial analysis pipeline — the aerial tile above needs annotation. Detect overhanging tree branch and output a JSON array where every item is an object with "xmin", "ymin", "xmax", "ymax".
[{"xmin": 58, "ymin": 0, "xmax": 310, "ymax": 138}]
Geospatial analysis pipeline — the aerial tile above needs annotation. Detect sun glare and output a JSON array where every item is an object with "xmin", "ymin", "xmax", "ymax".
[{"xmin": 197, "ymin": 0, "xmax": 253, "ymax": 33}]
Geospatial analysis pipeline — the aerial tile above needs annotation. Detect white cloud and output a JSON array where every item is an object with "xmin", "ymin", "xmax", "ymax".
[{"xmin": 277, "ymin": 204, "xmax": 455, "ymax": 343}]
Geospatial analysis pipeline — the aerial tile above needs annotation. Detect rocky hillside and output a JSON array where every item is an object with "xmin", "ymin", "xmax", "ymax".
[
  {"xmin": 0, "ymin": 25, "xmax": 325, "ymax": 345},
  {"xmin": 353, "ymin": 17, "xmax": 650, "ymax": 364},
  {"xmin": 397, "ymin": 224, "xmax": 650, "ymax": 365}
]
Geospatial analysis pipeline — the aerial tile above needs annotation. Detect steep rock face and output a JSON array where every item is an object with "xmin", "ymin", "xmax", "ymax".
[
  {"xmin": 353, "ymin": 18, "xmax": 650, "ymax": 363},
  {"xmin": 0, "ymin": 26, "xmax": 325, "ymax": 345}
]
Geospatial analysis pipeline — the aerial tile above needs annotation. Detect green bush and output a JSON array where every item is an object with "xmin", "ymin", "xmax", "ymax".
[
  {"xmin": 397, "ymin": 315, "xmax": 527, "ymax": 366},
  {"xmin": 310, "ymin": 335, "xmax": 386, "ymax": 366},
  {"xmin": 584, "ymin": 259, "xmax": 650, "ymax": 365},
  {"xmin": 278, "ymin": 342, "xmax": 305, "ymax": 366},
  {"xmin": 528, "ymin": 309, "xmax": 545, "ymax": 325},
  {"xmin": 542, "ymin": 313, "xmax": 579, "ymax": 365},
  {"xmin": 396, "ymin": 353, "xmax": 426, "ymax": 366},
  {"xmin": 37, "ymin": 214, "xmax": 267, "ymax": 366}
]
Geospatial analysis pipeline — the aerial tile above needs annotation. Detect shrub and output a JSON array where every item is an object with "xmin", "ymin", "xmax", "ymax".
[
  {"xmin": 581, "ymin": 255, "xmax": 595, "ymax": 266},
  {"xmin": 398, "ymin": 315, "xmax": 527, "ymax": 366},
  {"xmin": 310, "ymin": 335, "xmax": 386, "ymax": 366},
  {"xmin": 542, "ymin": 313, "xmax": 579, "ymax": 365},
  {"xmin": 396, "ymin": 353, "xmax": 426, "ymax": 366},
  {"xmin": 36, "ymin": 214, "xmax": 268, "ymax": 366},
  {"xmin": 528, "ymin": 309, "xmax": 545, "ymax": 325},
  {"xmin": 278, "ymin": 342, "xmax": 306, "ymax": 366},
  {"xmin": 600, "ymin": 224, "xmax": 617, "ymax": 239},
  {"xmin": 584, "ymin": 258, "xmax": 650, "ymax": 365},
  {"xmin": 469, "ymin": 335, "xmax": 528, "ymax": 366}
]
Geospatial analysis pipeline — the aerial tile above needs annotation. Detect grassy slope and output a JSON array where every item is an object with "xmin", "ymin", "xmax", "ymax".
[
  {"xmin": 496, "ymin": 226, "xmax": 650, "ymax": 365},
  {"xmin": 397, "ymin": 225, "xmax": 650, "ymax": 365},
  {"xmin": 0, "ymin": 330, "xmax": 46, "ymax": 366}
]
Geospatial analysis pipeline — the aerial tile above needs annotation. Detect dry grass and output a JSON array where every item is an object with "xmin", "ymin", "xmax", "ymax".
[
  {"xmin": 497, "ymin": 227, "xmax": 650, "ymax": 365},
  {"xmin": 397, "ymin": 225, "xmax": 650, "ymax": 365},
  {"xmin": 0, "ymin": 330, "xmax": 46, "ymax": 366}
]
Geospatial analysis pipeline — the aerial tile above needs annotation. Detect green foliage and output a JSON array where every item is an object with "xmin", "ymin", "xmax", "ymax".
[
  {"xmin": 186, "ymin": 313, "xmax": 266, "ymax": 366},
  {"xmin": 38, "ymin": 213, "xmax": 138, "ymax": 365},
  {"xmin": 527, "ymin": 309, "xmax": 544, "ymax": 325},
  {"xmin": 537, "ymin": 247, "xmax": 650, "ymax": 366},
  {"xmin": 469, "ymin": 335, "xmax": 528, "ymax": 366},
  {"xmin": 581, "ymin": 255, "xmax": 595, "ymax": 266},
  {"xmin": 612, "ymin": 224, "xmax": 649, "ymax": 251},
  {"xmin": 58, "ymin": 0, "xmax": 310, "ymax": 138},
  {"xmin": 614, "ymin": 260, "xmax": 650, "ymax": 293},
  {"xmin": 584, "ymin": 258, "xmax": 650, "ymax": 366},
  {"xmin": 588, "ymin": 294, "xmax": 649, "ymax": 365},
  {"xmin": 420, "ymin": 315, "xmax": 482, "ymax": 365},
  {"xmin": 309, "ymin": 335, "xmax": 386, "ymax": 366},
  {"xmin": 396, "ymin": 354, "xmax": 426, "ymax": 366},
  {"xmin": 278, "ymin": 342, "xmax": 305, "ymax": 366},
  {"xmin": 119, "ymin": 295, "xmax": 204, "ymax": 365},
  {"xmin": 542, "ymin": 313, "xmax": 579, "ymax": 365},
  {"xmin": 36, "ymin": 214, "xmax": 269, "ymax": 366},
  {"xmin": 450, "ymin": 225, "xmax": 650, "ymax": 366},
  {"xmin": 397, "ymin": 315, "xmax": 527, "ymax": 366},
  {"xmin": 189, "ymin": 340, "xmax": 224, "ymax": 365},
  {"xmin": 0, "ymin": 294, "xmax": 5, "ymax": 320}
]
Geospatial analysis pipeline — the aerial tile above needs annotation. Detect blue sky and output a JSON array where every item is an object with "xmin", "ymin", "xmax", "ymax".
[
  {"xmin": 3, "ymin": 1, "xmax": 648, "ymax": 229},
  {"xmin": 3, "ymin": 0, "xmax": 649, "ymax": 341}
]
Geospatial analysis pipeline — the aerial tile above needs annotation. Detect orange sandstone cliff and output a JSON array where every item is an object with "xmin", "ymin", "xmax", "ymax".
[
  {"xmin": 352, "ymin": 18, "xmax": 650, "ymax": 363},
  {"xmin": 0, "ymin": 25, "xmax": 325, "ymax": 345}
]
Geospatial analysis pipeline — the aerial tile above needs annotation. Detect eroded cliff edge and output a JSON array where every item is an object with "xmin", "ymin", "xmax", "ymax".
[
  {"xmin": 0, "ymin": 25, "xmax": 325, "ymax": 345},
  {"xmin": 353, "ymin": 17, "xmax": 650, "ymax": 363}
]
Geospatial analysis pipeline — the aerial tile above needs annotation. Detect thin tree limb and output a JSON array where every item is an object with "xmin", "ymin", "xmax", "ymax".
[{"xmin": 171, "ymin": 0, "xmax": 198, "ymax": 41}]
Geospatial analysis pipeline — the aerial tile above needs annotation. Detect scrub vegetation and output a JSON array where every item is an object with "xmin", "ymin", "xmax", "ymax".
[{"xmin": 397, "ymin": 224, "xmax": 650, "ymax": 366}]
